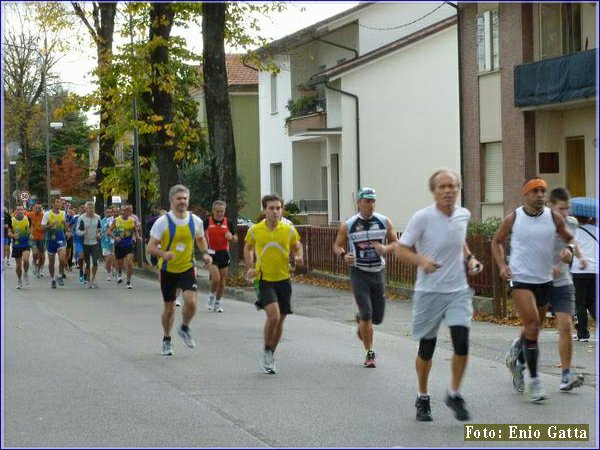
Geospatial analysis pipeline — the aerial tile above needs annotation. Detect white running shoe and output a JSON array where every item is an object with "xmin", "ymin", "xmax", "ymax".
[
  {"xmin": 528, "ymin": 378, "xmax": 547, "ymax": 402},
  {"xmin": 205, "ymin": 294, "xmax": 215, "ymax": 311},
  {"xmin": 175, "ymin": 295, "xmax": 182, "ymax": 307},
  {"xmin": 214, "ymin": 300, "xmax": 223, "ymax": 313},
  {"xmin": 16, "ymin": 280, "xmax": 22, "ymax": 289}
]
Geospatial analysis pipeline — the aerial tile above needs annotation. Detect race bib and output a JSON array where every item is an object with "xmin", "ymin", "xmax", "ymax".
[{"xmin": 175, "ymin": 243, "xmax": 186, "ymax": 252}]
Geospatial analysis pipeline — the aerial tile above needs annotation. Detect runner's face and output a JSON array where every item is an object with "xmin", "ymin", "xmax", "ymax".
[
  {"xmin": 264, "ymin": 201, "xmax": 282, "ymax": 222},
  {"xmin": 432, "ymin": 172, "xmax": 459, "ymax": 208},
  {"xmin": 357, "ymin": 199, "xmax": 375, "ymax": 217},
  {"xmin": 14, "ymin": 206, "xmax": 24, "ymax": 219},
  {"xmin": 551, "ymin": 200, "xmax": 570, "ymax": 219},
  {"xmin": 171, "ymin": 192, "xmax": 189, "ymax": 212},
  {"xmin": 213, "ymin": 206, "xmax": 225, "ymax": 221},
  {"xmin": 524, "ymin": 188, "xmax": 546, "ymax": 210},
  {"xmin": 86, "ymin": 204, "xmax": 94, "ymax": 216}
]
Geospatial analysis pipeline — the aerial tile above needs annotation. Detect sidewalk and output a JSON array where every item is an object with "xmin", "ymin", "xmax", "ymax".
[{"xmin": 135, "ymin": 265, "xmax": 597, "ymax": 388}]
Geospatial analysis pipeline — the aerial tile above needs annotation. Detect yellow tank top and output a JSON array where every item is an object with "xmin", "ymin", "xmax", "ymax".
[
  {"xmin": 11, "ymin": 216, "xmax": 30, "ymax": 248},
  {"xmin": 158, "ymin": 214, "xmax": 196, "ymax": 273}
]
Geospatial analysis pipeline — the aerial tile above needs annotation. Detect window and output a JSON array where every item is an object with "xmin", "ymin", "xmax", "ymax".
[
  {"xmin": 540, "ymin": 3, "xmax": 581, "ymax": 60},
  {"xmin": 270, "ymin": 163, "xmax": 282, "ymax": 196},
  {"xmin": 477, "ymin": 10, "xmax": 499, "ymax": 72},
  {"xmin": 270, "ymin": 73, "xmax": 278, "ymax": 114},
  {"xmin": 484, "ymin": 142, "xmax": 503, "ymax": 203}
]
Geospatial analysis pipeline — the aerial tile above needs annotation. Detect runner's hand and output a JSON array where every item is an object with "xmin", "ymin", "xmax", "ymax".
[
  {"xmin": 162, "ymin": 251, "xmax": 175, "ymax": 261},
  {"xmin": 467, "ymin": 257, "xmax": 483, "ymax": 276}
]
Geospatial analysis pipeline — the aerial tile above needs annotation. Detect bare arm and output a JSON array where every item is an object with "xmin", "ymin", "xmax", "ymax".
[
  {"xmin": 491, "ymin": 214, "xmax": 514, "ymax": 281},
  {"xmin": 395, "ymin": 244, "xmax": 440, "ymax": 274},
  {"xmin": 147, "ymin": 236, "xmax": 172, "ymax": 261},
  {"xmin": 375, "ymin": 219, "xmax": 398, "ymax": 256},
  {"xmin": 292, "ymin": 240, "xmax": 304, "ymax": 267},
  {"xmin": 244, "ymin": 241, "xmax": 256, "ymax": 278},
  {"xmin": 195, "ymin": 234, "xmax": 212, "ymax": 266}
]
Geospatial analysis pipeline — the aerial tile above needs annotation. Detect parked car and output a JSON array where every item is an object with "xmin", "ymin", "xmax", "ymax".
[{"xmin": 237, "ymin": 215, "xmax": 254, "ymax": 227}]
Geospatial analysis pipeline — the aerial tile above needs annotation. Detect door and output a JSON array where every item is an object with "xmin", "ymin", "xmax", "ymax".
[{"xmin": 565, "ymin": 137, "xmax": 585, "ymax": 197}]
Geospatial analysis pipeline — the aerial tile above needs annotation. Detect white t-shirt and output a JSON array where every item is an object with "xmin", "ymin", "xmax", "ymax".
[
  {"xmin": 571, "ymin": 224, "xmax": 598, "ymax": 275},
  {"xmin": 150, "ymin": 211, "xmax": 204, "ymax": 241},
  {"xmin": 399, "ymin": 204, "xmax": 471, "ymax": 293}
]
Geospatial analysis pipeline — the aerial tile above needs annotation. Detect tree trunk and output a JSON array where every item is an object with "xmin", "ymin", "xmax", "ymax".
[
  {"xmin": 202, "ymin": 2, "xmax": 239, "ymax": 270},
  {"xmin": 149, "ymin": 3, "xmax": 177, "ymax": 208}
]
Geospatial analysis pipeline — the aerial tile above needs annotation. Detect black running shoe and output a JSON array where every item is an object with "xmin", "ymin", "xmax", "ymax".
[
  {"xmin": 445, "ymin": 394, "xmax": 470, "ymax": 421},
  {"xmin": 415, "ymin": 395, "xmax": 432, "ymax": 422}
]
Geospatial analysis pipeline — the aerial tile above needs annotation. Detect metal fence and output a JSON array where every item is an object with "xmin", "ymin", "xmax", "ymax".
[{"xmin": 236, "ymin": 225, "xmax": 509, "ymax": 316}]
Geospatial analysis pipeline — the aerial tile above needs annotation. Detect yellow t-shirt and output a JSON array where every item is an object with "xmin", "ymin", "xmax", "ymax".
[
  {"xmin": 245, "ymin": 220, "xmax": 300, "ymax": 282},
  {"xmin": 158, "ymin": 214, "xmax": 197, "ymax": 273}
]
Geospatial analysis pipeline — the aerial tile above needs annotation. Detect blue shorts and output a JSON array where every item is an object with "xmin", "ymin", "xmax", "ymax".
[
  {"xmin": 3, "ymin": 237, "xmax": 9, "ymax": 245},
  {"xmin": 550, "ymin": 284, "xmax": 575, "ymax": 315},
  {"xmin": 47, "ymin": 238, "xmax": 67, "ymax": 254}
]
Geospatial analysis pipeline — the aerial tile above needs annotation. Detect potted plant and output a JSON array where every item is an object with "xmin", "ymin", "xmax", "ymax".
[{"xmin": 298, "ymin": 82, "xmax": 318, "ymax": 97}]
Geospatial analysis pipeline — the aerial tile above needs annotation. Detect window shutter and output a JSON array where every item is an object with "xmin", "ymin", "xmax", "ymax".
[{"xmin": 485, "ymin": 142, "xmax": 503, "ymax": 203}]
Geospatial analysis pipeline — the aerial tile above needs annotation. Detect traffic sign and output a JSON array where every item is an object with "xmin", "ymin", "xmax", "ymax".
[{"xmin": 19, "ymin": 190, "xmax": 31, "ymax": 202}]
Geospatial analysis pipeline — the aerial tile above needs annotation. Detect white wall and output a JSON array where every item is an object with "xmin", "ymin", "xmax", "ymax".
[
  {"xmin": 292, "ymin": 141, "xmax": 325, "ymax": 201},
  {"xmin": 258, "ymin": 55, "xmax": 294, "ymax": 205},
  {"xmin": 338, "ymin": 26, "xmax": 460, "ymax": 230}
]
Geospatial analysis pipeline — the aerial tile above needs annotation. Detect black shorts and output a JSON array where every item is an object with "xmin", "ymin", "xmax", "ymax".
[
  {"xmin": 210, "ymin": 250, "xmax": 231, "ymax": 269},
  {"xmin": 12, "ymin": 247, "xmax": 30, "ymax": 259},
  {"xmin": 255, "ymin": 279, "xmax": 293, "ymax": 315},
  {"xmin": 509, "ymin": 281, "xmax": 553, "ymax": 307},
  {"xmin": 350, "ymin": 267, "xmax": 386, "ymax": 323},
  {"xmin": 114, "ymin": 245, "xmax": 135, "ymax": 260},
  {"xmin": 160, "ymin": 267, "xmax": 198, "ymax": 302},
  {"xmin": 31, "ymin": 239, "xmax": 45, "ymax": 251},
  {"xmin": 83, "ymin": 244, "xmax": 100, "ymax": 265},
  {"xmin": 66, "ymin": 235, "xmax": 73, "ymax": 248}
]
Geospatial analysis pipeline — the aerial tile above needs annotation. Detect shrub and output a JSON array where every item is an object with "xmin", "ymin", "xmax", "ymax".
[
  {"xmin": 284, "ymin": 200, "xmax": 300, "ymax": 214},
  {"xmin": 467, "ymin": 216, "xmax": 502, "ymax": 239}
]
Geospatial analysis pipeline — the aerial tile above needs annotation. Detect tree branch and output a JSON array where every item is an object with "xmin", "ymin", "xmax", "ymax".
[{"xmin": 71, "ymin": 2, "xmax": 98, "ymax": 41}]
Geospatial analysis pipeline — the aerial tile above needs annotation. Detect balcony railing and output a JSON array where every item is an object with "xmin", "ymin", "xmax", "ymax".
[
  {"xmin": 514, "ymin": 49, "xmax": 596, "ymax": 108},
  {"xmin": 286, "ymin": 112, "xmax": 327, "ymax": 136}
]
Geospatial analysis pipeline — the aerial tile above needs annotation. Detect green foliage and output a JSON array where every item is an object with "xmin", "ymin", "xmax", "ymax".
[
  {"xmin": 285, "ymin": 95, "xmax": 318, "ymax": 121},
  {"xmin": 467, "ymin": 216, "xmax": 502, "ymax": 239},
  {"xmin": 284, "ymin": 200, "xmax": 300, "ymax": 214}
]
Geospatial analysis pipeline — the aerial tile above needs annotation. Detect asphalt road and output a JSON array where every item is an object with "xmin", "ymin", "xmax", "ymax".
[{"xmin": 2, "ymin": 265, "xmax": 597, "ymax": 447}]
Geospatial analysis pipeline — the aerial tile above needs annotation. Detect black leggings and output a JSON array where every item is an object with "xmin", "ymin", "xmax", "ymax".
[{"xmin": 573, "ymin": 274, "xmax": 597, "ymax": 338}]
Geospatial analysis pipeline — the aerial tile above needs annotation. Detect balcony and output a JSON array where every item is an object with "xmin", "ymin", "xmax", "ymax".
[
  {"xmin": 514, "ymin": 49, "xmax": 596, "ymax": 108},
  {"xmin": 286, "ymin": 112, "xmax": 327, "ymax": 136}
]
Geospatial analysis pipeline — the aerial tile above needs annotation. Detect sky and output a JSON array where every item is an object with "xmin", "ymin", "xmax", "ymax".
[{"xmin": 48, "ymin": 1, "xmax": 361, "ymax": 125}]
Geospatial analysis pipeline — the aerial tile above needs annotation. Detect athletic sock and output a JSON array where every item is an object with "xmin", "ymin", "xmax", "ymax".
[{"xmin": 522, "ymin": 338, "xmax": 539, "ymax": 378}]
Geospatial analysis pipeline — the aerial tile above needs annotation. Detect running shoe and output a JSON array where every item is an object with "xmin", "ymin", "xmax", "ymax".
[
  {"xmin": 79, "ymin": 274, "xmax": 85, "ymax": 284},
  {"xmin": 527, "ymin": 378, "xmax": 547, "ymax": 403},
  {"xmin": 175, "ymin": 295, "xmax": 182, "ymax": 307},
  {"xmin": 214, "ymin": 300, "xmax": 223, "ymax": 313},
  {"xmin": 505, "ymin": 337, "xmax": 521, "ymax": 371},
  {"xmin": 205, "ymin": 294, "xmax": 215, "ymax": 311},
  {"xmin": 117, "ymin": 277, "xmax": 123, "ymax": 284},
  {"xmin": 363, "ymin": 350, "xmax": 376, "ymax": 368},
  {"xmin": 512, "ymin": 361, "xmax": 525, "ymax": 393},
  {"xmin": 106, "ymin": 276, "xmax": 112, "ymax": 281},
  {"xmin": 16, "ymin": 280, "xmax": 22, "ymax": 289},
  {"xmin": 177, "ymin": 326, "xmax": 196, "ymax": 348},
  {"xmin": 91, "ymin": 282, "xmax": 98, "ymax": 289},
  {"xmin": 126, "ymin": 282, "xmax": 133, "ymax": 290},
  {"xmin": 57, "ymin": 276, "xmax": 64, "ymax": 287},
  {"xmin": 445, "ymin": 394, "xmax": 470, "ymax": 421},
  {"xmin": 262, "ymin": 349, "xmax": 276, "ymax": 374},
  {"xmin": 23, "ymin": 273, "xmax": 29, "ymax": 285},
  {"xmin": 560, "ymin": 372, "xmax": 584, "ymax": 391},
  {"xmin": 415, "ymin": 395, "xmax": 432, "ymax": 422},
  {"xmin": 39, "ymin": 271, "xmax": 45, "ymax": 277},
  {"xmin": 51, "ymin": 279, "xmax": 57, "ymax": 289},
  {"xmin": 161, "ymin": 339, "xmax": 173, "ymax": 356}
]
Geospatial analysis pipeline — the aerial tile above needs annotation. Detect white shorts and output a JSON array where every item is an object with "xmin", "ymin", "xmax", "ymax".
[
  {"xmin": 412, "ymin": 288, "xmax": 473, "ymax": 341},
  {"xmin": 102, "ymin": 248, "xmax": 113, "ymax": 256}
]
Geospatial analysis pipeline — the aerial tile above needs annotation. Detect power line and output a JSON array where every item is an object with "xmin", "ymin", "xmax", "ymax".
[{"xmin": 358, "ymin": 3, "xmax": 447, "ymax": 31}]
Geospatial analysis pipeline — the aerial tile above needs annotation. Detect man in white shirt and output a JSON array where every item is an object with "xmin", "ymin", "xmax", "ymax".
[{"xmin": 396, "ymin": 169, "xmax": 482, "ymax": 422}]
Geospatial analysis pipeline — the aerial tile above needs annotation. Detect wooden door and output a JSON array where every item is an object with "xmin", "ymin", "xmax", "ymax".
[{"xmin": 566, "ymin": 137, "xmax": 585, "ymax": 197}]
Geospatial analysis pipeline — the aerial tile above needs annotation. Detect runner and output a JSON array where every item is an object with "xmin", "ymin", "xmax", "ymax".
[
  {"xmin": 491, "ymin": 178, "xmax": 576, "ymax": 402},
  {"xmin": 8, "ymin": 205, "xmax": 31, "ymax": 289},
  {"xmin": 41, "ymin": 197, "xmax": 68, "ymax": 288},
  {"xmin": 100, "ymin": 207, "xmax": 115, "ymax": 281},
  {"xmin": 333, "ymin": 187, "xmax": 397, "ymax": 368},
  {"xmin": 3, "ymin": 206, "xmax": 12, "ymax": 269},
  {"xmin": 72, "ymin": 204, "xmax": 86, "ymax": 283},
  {"xmin": 27, "ymin": 203, "xmax": 46, "ymax": 278},
  {"xmin": 147, "ymin": 184, "xmax": 212, "ymax": 356},
  {"xmin": 204, "ymin": 200, "xmax": 238, "ymax": 313},
  {"xmin": 108, "ymin": 203, "xmax": 139, "ymax": 289},
  {"xmin": 244, "ymin": 194, "xmax": 304, "ymax": 374},
  {"xmin": 395, "ymin": 169, "xmax": 482, "ymax": 422},
  {"xmin": 76, "ymin": 201, "xmax": 102, "ymax": 289},
  {"xmin": 546, "ymin": 187, "xmax": 586, "ymax": 390}
]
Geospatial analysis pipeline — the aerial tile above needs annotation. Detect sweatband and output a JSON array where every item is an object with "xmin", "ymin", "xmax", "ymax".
[{"xmin": 522, "ymin": 179, "xmax": 547, "ymax": 196}]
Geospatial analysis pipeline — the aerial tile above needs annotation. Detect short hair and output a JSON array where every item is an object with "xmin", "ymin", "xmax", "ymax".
[
  {"xmin": 85, "ymin": 201, "xmax": 95, "ymax": 208},
  {"xmin": 261, "ymin": 194, "xmax": 283, "ymax": 209},
  {"xmin": 428, "ymin": 169, "xmax": 461, "ymax": 191},
  {"xmin": 169, "ymin": 184, "xmax": 190, "ymax": 201},
  {"xmin": 549, "ymin": 187, "xmax": 570, "ymax": 204},
  {"xmin": 212, "ymin": 200, "xmax": 227, "ymax": 210}
]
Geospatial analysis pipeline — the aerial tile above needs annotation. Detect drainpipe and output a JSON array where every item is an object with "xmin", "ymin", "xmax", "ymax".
[
  {"xmin": 445, "ymin": 1, "xmax": 465, "ymax": 206},
  {"xmin": 314, "ymin": 37, "xmax": 359, "ymax": 59},
  {"xmin": 324, "ymin": 82, "xmax": 361, "ymax": 191}
]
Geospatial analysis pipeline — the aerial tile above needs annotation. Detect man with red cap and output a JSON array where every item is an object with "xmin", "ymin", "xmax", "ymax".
[{"xmin": 492, "ymin": 178, "xmax": 577, "ymax": 403}]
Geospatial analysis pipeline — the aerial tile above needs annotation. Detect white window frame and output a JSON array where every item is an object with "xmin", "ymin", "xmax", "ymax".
[
  {"xmin": 270, "ymin": 73, "xmax": 278, "ymax": 114},
  {"xmin": 483, "ymin": 142, "xmax": 503, "ymax": 203},
  {"xmin": 270, "ymin": 163, "xmax": 282, "ymax": 196},
  {"xmin": 477, "ymin": 10, "xmax": 499, "ymax": 73}
]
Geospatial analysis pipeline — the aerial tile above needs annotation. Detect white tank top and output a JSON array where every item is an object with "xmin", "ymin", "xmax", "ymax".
[{"xmin": 509, "ymin": 206, "xmax": 556, "ymax": 284}]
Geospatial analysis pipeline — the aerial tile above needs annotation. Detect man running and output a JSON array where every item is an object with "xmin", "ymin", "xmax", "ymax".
[
  {"xmin": 28, "ymin": 203, "xmax": 46, "ymax": 278},
  {"xmin": 9, "ymin": 205, "xmax": 31, "ymax": 289},
  {"xmin": 204, "ymin": 200, "xmax": 238, "ymax": 313},
  {"xmin": 244, "ymin": 194, "xmax": 304, "ymax": 374},
  {"xmin": 108, "ymin": 204, "xmax": 139, "ymax": 289},
  {"xmin": 76, "ymin": 201, "xmax": 102, "ymax": 289},
  {"xmin": 333, "ymin": 187, "xmax": 397, "ymax": 368},
  {"xmin": 147, "ymin": 184, "xmax": 212, "ymax": 356},
  {"xmin": 3, "ymin": 206, "xmax": 12, "ymax": 269},
  {"xmin": 41, "ymin": 197, "xmax": 68, "ymax": 288},
  {"xmin": 546, "ymin": 187, "xmax": 586, "ymax": 390},
  {"xmin": 100, "ymin": 207, "xmax": 115, "ymax": 281},
  {"xmin": 492, "ymin": 178, "xmax": 576, "ymax": 403},
  {"xmin": 396, "ymin": 169, "xmax": 481, "ymax": 422}
]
